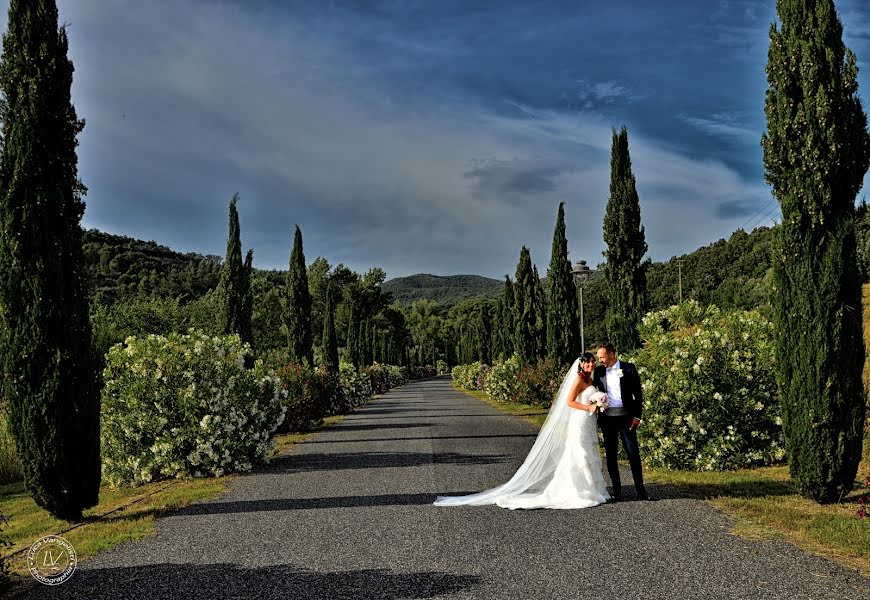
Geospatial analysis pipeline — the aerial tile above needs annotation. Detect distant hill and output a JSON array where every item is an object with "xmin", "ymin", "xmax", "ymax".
[{"xmin": 381, "ymin": 274, "xmax": 503, "ymax": 305}]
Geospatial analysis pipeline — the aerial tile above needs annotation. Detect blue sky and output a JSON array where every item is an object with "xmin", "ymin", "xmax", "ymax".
[{"xmin": 3, "ymin": 0, "xmax": 870, "ymax": 279}]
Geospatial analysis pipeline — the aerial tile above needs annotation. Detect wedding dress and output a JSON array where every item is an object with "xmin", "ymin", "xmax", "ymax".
[{"xmin": 434, "ymin": 357, "xmax": 610, "ymax": 509}]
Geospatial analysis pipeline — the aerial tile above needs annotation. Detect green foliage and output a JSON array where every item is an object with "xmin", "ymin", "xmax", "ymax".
[
  {"xmin": 381, "ymin": 274, "xmax": 502, "ymax": 305},
  {"xmin": 285, "ymin": 226, "xmax": 314, "ymax": 366},
  {"xmin": 634, "ymin": 302, "xmax": 784, "ymax": 470},
  {"xmin": 322, "ymin": 283, "xmax": 339, "ymax": 369},
  {"xmin": 216, "ymin": 194, "xmax": 246, "ymax": 337},
  {"xmin": 762, "ymin": 0, "xmax": 869, "ymax": 502},
  {"xmin": 240, "ymin": 249, "xmax": 254, "ymax": 363},
  {"xmin": 603, "ymin": 127, "xmax": 648, "ymax": 352},
  {"xmin": 100, "ymin": 332, "xmax": 286, "ymax": 486},
  {"xmin": 346, "ymin": 302, "xmax": 360, "ymax": 368},
  {"xmin": 250, "ymin": 275, "xmax": 284, "ymax": 357},
  {"xmin": 546, "ymin": 202, "xmax": 581, "ymax": 365},
  {"xmin": 513, "ymin": 247, "xmax": 542, "ymax": 365},
  {"xmin": 0, "ymin": 0, "xmax": 100, "ymax": 520},
  {"xmin": 0, "ymin": 410, "xmax": 22, "ymax": 485},
  {"xmin": 82, "ymin": 229, "xmax": 223, "ymax": 305}
]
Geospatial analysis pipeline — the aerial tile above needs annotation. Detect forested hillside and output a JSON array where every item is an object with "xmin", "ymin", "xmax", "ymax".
[{"xmin": 380, "ymin": 274, "xmax": 502, "ymax": 305}]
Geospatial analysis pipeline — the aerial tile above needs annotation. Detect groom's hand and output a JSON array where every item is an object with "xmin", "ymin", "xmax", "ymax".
[{"xmin": 629, "ymin": 418, "xmax": 641, "ymax": 431}]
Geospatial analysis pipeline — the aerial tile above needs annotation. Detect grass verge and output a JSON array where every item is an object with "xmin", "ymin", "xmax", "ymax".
[{"xmin": 452, "ymin": 379, "xmax": 870, "ymax": 577}]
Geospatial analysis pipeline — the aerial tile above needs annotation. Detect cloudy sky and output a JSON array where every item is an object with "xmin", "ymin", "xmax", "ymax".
[{"xmin": 3, "ymin": 0, "xmax": 870, "ymax": 279}]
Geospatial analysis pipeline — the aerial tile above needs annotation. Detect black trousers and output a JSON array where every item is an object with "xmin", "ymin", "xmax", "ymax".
[{"xmin": 598, "ymin": 413, "xmax": 646, "ymax": 497}]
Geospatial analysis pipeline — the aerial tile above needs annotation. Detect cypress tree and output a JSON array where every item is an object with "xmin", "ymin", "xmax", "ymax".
[
  {"xmin": 533, "ymin": 264, "xmax": 547, "ymax": 361},
  {"xmin": 602, "ymin": 127, "xmax": 648, "ymax": 351},
  {"xmin": 284, "ymin": 225, "xmax": 313, "ymax": 366},
  {"xmin": 0, "ymin": 0, "xmax": 100, "ymax": 520},
  {"xmin": 240, "ymin": 249, "xmax": 254, "ymax": 367},
  {"xmin": 322, "ymin": 283, "xmax": 339, "ymax": 369},
  {"xmin": 492, "ymin": 300, "xmax": 504, "ymax": 361},
  {"xmin": 217, "ymin": 194, "xmax": 245, "ymax": 336},
  {"xmin": 762, "ymin": 0, "xmax": 870, "ymax": 501},
  {"xmin": 513, "ymin": 247, "xmax": 538, "ymax": 365},
  {"xmin": 502, "ymin": 276, "xmax": 516, "ymax": 357},
  {"xmin": 347, "ymin": 302, "xmax": 359, "ymax": 368},
  {"xmin": 547, "ymin": 202, "xmax": 581, "ymax": 365}
]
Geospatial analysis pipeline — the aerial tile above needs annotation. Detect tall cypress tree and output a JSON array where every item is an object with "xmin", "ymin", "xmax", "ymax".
[
  {"xmin": 762, "ymin": 0, "xmax": 869, "ymax": 502},
  {"xmin": 533, "ymin": 264, "xmax": 547, "ymax": 361},
  {"xmin": 547, "ymin": 202, "xmax": 581, "ymax": 365},
  {"xmin": 502, "ymin": 276, "xmax": 516, "ymax": 358},
  {"xmin": 360, "ymin": 320, "xmax": 371, "ymax": 365},
  {"xmin": 0, "ymin": 0, "xmax": 100, "ymax": 520},
  {"xmin": 492, "ymin": 300, "xmax": 504, "ymax": 361},
  {"xmin": 347, "ymin": 302, "xmax": 359, "ymax": 368},
  {"xmin": 602, "ymin": 127, "xmax": 648, "ymax": 351},
  {"xmin": 217, "ymin": 194, "xmax": 245, "ymax": 336},
  {"xmin": 240, "ymin": 249, "xmax": 254, "ymax": 367},
  {"xmin": 513, "ymin": 247, "xmax": 538, "ymax": 365},
  {"xmin": 322, "ymin": 283, "xmax": 339, "ymax": 369},
  {"xmin": 284, "ymin": 225, "xmax": 313, "ymax": 366}
]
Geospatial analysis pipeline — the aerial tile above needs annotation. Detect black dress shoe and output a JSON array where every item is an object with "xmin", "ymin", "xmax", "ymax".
[{"xmin": 636, "ymin": 492, "xmax": 654, "ymax": 501}]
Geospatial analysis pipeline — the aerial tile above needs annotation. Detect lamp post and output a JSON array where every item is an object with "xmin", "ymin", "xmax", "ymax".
[
  {"xmin": 571, "ymin": 260, "xmax": 592, "ymax": 352},
  {"xmin": 676, "ymin": 259, "xmax": 683, "ymax": 303}
]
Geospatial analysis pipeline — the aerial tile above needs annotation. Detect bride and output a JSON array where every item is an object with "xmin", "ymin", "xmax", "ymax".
[{"xmin": 434, "ymin": 353, "xmax": 610, "ymax": 510}]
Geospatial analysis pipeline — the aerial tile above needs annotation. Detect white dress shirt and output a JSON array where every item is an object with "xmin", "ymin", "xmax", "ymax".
[{"xmin": 605, "ymin": 360, "xmax": 623, "ymax": 408}]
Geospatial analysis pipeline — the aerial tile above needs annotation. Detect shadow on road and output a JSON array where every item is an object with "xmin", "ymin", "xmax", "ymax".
[
  {"xmin": 265, "ymin": 451, "xmax": 509, "ymax": 474},
  {"xmin": 19, "ymin": 563, "xmax": 480, "ymax": 600},
  {"xmin": 303, "ymin": 434, "xmax": 539, "ymax": 444},
  {"xmin": 171, "ymin": 492, "xmax": 482, "ymax": 516}
]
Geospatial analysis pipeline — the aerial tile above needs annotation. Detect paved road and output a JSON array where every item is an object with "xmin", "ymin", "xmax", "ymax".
[{"xmin": 21, "ymin": 375, "xmax": 870, "ymax": 599}]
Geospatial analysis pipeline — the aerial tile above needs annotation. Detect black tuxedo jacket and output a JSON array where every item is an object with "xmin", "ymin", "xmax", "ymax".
[{"xmin": 592, "ymin": 361, "xmax": 643, "ymax": 420}]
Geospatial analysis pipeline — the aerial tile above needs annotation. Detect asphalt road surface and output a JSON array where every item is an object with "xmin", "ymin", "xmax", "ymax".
[{"xmin": 20, "ymin": 375, "xmax": 870, "ymax": 599}]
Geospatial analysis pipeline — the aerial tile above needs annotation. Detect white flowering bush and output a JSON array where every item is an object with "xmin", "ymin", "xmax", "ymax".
[
  {"xmin": 484, "ymin": 356, "xmax": 521, "ymax": 403},
  {"xmin": 338, "ymin": 362, "xmax": 374, "ymax": 410},
  {"xmin": 452, "ymin": 362, "xmax": 487, "ymax": 390},
  {"xmin": 634, "ymin": 301, "xmax": 784, "ymax": 470},
  {"xmin": 365, "ymin": 363, "xmax": 407, "ymax": 395},
  {"xmin": 101, "ymin": 331, "xmax": 287, "ymax": 486}
]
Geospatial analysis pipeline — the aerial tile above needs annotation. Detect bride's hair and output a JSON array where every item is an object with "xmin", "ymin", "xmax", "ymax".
[{"xmin": 577, "ymin": 351, "xmax": 594, "ymax": 383}]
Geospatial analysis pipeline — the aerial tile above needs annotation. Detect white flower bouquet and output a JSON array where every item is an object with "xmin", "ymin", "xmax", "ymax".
[{"xmin": 584, "ymin": 390, "xmax": 609, "ymax": 413}]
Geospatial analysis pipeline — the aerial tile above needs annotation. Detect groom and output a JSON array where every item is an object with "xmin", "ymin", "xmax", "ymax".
[{"xmin": 592, "ymin": 343, "xmax": 649, "ymax": 501}]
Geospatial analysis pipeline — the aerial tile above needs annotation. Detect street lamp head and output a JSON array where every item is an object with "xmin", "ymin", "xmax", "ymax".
[{"xmin": 571, "ymin": 260, "xmax": 592, "ymax": 286}]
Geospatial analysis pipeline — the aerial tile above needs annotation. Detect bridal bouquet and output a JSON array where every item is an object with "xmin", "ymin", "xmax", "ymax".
[{"xmin": 589, "ymin": 391, "xmax": 609, "ymax": 413}]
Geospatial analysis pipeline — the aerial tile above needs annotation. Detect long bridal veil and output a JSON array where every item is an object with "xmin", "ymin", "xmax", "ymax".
[{"xmin": 433, "ymin": 357, "xmax": 581, "ymax": 506}]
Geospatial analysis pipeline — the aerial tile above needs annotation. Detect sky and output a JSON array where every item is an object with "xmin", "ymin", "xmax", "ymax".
[{"xmin": 2, "ymin": 0, "xmax": 870, "ymax": 280}]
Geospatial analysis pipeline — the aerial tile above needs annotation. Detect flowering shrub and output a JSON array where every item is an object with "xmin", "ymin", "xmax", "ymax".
[
  {"xmin": 273, "ymin": 363, "xmax": 323, "ymax": 433},
  {"xmin": 456, "ymin": 356, "xmax": 562, "ymax": 407},
  {"xmin": 365, "ymin": 363, "xmax": 406, "ymax": 395},
  {"xmin": 101, "ymin": 332, "xmax": 286, "ymax": 486},
  {"xmin": 634, "ymin": 301, "xmax": 784, "ymax": 470},
  {"xmin": 452, "ymin": 362, "xmax": 487, "ymax": 390},
  {"xmin": 405, "ymin": 365, "xmax": 438, "ymax": 380},
  {"xmin": 483, "ymin": 356, "xmax": 521, "ymax": 403},
  {"xmin": 338, "ymin": 362, "xmax": 374, "ymax": 412},
  {"xmin": 514, "ymin": 357, "xmax": 563, "ymax": 408}
]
